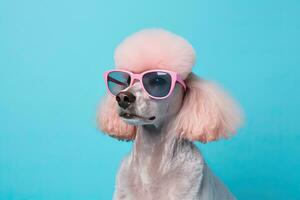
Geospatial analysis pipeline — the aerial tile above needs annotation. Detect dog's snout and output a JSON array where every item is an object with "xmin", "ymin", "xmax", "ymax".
[{"xmin": 116, "ymin": 91, "xmax": 136, "ymax": 109}]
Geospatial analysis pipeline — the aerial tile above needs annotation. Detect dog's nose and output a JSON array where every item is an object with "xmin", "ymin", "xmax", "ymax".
[{"xmin": 116, "ymin": 91, "xmax": 136, "ymax": 109}]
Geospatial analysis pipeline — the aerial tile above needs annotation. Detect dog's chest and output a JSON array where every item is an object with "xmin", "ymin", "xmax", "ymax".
[
  {"xmin": 116, "ymin": 141, "xmax": 205, "ymax": 199},
  {"xmin": 130, "ymin": 169, "xmax": 193, "ymax": 199},
  {"xmin": 122, "ymin": 157, "xmax": 203, "ymax": 200}
]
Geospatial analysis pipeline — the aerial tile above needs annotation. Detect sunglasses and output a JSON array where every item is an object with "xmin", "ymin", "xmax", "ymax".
[{"xmin": 104, "ymin": 69, "xmax": 186, "ymax": 99}]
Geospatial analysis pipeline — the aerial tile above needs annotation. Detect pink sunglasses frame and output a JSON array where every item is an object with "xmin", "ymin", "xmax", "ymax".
[{"xmin": 104, "ymin": 69, "xmax": 186, "ymax": 99}]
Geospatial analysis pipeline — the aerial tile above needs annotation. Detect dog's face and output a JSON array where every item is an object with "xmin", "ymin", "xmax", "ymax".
[
  {"xmin": 116, "ymin": 81, "xmax": 185, "ymax": 127},
  {"xmin": 99, "ymin": 73, "xmax": 242, "ymax": 142},
  {"xmin": 98, "ymin": 29, "xmax": 242, "ymax": 142}
]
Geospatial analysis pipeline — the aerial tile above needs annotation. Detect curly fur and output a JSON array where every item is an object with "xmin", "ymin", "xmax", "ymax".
[
  {"xmin": 114, "ymin": 28, "xmax": 196, "ymax": 80},
  {"xmin": 171, "ymin": 73, "xmax": 243, "ymax": 142},
  {"xmin": 97, "ymin": 94, "xmax": 136, "ymax": 141}
]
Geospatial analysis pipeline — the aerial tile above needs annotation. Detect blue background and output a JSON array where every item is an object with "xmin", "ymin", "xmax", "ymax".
[{"xmin": 0, "ymin": 0, "xmax": 299, "ymax": 199}]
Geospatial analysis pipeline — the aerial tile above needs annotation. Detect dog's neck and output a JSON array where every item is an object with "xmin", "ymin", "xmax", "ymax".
[
  {"xmin": 131, "ymin": 121, "xmax": 185, "ymax": 168},
  {"xmin": 134, "ymin": 124, "xmax": 168, "ymax": 153}
]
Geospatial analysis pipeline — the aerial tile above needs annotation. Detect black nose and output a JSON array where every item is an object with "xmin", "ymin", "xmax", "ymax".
[{"xmin": 116, "ymin": 91, "xmax": 136, "ymax": 109}]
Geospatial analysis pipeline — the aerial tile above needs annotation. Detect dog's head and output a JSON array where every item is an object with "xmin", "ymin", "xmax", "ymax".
[{"xmin": 97, "ymin": 29, "xmax": 243, "ymax": 142}]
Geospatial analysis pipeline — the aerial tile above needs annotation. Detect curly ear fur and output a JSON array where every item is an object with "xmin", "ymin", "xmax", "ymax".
[
  {"xmin": 172, "ymin": 73, "xmax": 243, "ymax": 143},
  {"xmin": 97, "ymin": 94, "xmax": 136, "ymax": 141}
]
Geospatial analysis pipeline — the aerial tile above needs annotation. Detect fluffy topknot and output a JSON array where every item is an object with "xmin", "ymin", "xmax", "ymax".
[{"xmin": 114, "ymin": 28, "xmax": 196, "ymax": 80}]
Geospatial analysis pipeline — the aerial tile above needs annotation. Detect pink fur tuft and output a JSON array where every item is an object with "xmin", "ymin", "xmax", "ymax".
[
  {"xmin": 114, "ymin": 28, "xmax": 196, "ymax": 79},
  {"xmin": 97, "ymin": 94, "xmax": 136, "ymax": 141},
  {"xmin": 172, "ymin": 73, "xmax": 243, "ymax": 143}
]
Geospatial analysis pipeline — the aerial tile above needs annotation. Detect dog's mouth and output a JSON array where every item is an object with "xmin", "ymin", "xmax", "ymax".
[{"xmin": 119, "ymin": 112, "xmax": 156, "ymax": 121}]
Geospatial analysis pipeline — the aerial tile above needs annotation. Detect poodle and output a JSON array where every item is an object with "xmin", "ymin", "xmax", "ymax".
[{"xmin": 97, "ymin": 29, "xmax": 243, "ymax": 200}]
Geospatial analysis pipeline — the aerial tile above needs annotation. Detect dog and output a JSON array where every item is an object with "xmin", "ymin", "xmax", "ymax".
[{"xmin": 97, "ymin": 29, "xmax": 243, "ymax": 200}]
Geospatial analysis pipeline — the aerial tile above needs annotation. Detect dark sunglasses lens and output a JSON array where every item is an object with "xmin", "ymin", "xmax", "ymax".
[
  {"xmin": 142, "ymin": 72, "xmax": 172, "ymax": 98},
  {"xmin": 107, "ymin": 71, "xmax": 131, "ymax": 95}
]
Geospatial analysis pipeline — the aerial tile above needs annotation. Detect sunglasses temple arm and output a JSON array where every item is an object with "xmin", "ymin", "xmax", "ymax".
[{"xmin": 176, "ymin": 75, "xmax": 187, "ymax": 90}]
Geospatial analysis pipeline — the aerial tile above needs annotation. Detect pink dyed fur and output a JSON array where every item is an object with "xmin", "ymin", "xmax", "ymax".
[
  {"xmin": 114, "ymin": 29, "xmax": 196, "ymax": 80},
  {"xmin": 171, "ymin": 73, "xmax": 243, "ymax": 142},
  {"xmin": 97, "ymin": 94, "xmax": 136, "ymax": 140},
  {"xmin": 99, "ymin": 28, "xmax": 242, "ymax": 142}
]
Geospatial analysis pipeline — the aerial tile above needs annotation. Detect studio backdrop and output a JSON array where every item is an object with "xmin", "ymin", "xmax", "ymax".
[{"xmin": 0, "ymin": 0, "xmax": 299, "ymax": 199}]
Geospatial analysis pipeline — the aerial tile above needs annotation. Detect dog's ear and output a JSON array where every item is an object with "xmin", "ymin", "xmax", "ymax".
[
  {"xmin": 97, "ymin": 94, "xmax": 136, "ymax": 141},
  {"xmin": 172, "ymin": 73, "xmax": 243, "ymax": 143}
]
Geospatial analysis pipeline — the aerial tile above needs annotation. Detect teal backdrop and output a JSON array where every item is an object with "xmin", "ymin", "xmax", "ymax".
[{"xmin": 0, "ymin": 0, "xmax": 299, "ymax": 199}]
